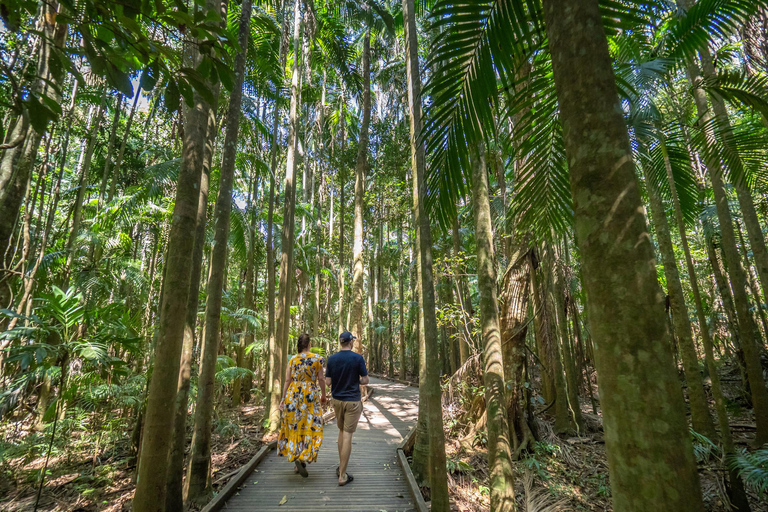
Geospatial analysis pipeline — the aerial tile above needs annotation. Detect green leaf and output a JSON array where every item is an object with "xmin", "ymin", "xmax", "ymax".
[
  {"xmin": 165, "ymin": 79, "xmax": 180, "ymax": 112},
  {"xmin": 105, "ymin": 63, "xmax": 134, "ymax": 97},
  {"xmin": 25, "ymin": 95, "xmax": 56, "ymax": 133}
]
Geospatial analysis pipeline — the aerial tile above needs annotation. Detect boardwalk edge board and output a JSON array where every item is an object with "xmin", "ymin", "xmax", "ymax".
[
  {"xmin": 370, "ymin": 372, "xmax": 429, "ymax": 512},
  {"xmin": 202, "ymin": 440, "xmax": 277, "ymax": 512},
  {"xmin": 368, "ymin": 372, "xmax": 418, "ymax": 388}
]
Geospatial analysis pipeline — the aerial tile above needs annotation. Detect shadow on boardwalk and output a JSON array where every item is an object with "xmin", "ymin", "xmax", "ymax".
[{"xmin": 221, "ymin": 378, "xmax": 419, "ymax": 512}]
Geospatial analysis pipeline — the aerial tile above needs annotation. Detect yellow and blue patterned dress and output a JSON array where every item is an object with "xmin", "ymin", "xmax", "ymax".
[{"xmin": 278, "ymin": 352, "xmax": 325, "ymax": 463}]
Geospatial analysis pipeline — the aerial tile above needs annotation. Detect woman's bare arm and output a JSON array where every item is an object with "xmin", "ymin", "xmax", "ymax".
[
  {"xmin": 318, "ymin": 369, "xmax": 327, "ymax": 404},
  {"xmin": 279, "ymin": 365, "xmax": 292, "ymax": 409}
]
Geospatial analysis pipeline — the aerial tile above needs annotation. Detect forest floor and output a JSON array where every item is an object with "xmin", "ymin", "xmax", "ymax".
[
  {"xmin": 439, "ymin": 362, "xmax": 767, "ymax": 512},
  {"xmin": 0, "ymin": 399, "xmax": 266, "ymax": 512},
  {"xmin": 3, "ymin": 366, "xmax": 767, "ymax": 512}
]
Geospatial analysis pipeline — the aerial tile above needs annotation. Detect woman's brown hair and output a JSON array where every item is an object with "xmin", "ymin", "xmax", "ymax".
[{"xmin": 297, "ymin": 333, "xmax": 311, "ymax": 353}]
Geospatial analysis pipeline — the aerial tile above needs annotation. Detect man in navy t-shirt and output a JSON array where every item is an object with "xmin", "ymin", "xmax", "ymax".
[{"xmin": 325, "ymin": 331, "xmax": 369, "ymax": 486}]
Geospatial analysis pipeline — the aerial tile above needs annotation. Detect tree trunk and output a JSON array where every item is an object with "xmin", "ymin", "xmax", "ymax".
[
  {"xmin": 62, "ymin": 93, "xmax": 106, "ymax": 287},
  {"xmin": 165, "ymin": 150, "xmax": 210, "ymax": 511},
  {"xmin": 529, "ymin": 249, "xmax": 556, "ymax": 405},
  {"xmin": 470, "ymin": 141, "xmax": 515, "ymax": 511},
  {"xmin": 98, "ymin": 95, "xmax": 123, "ymax": 204},
  {"xmin": 685, "ymin": 49, "xmax": 768, "ymax": 446},
  {"xmin": 184, "ymin": 0, "xmax": 251, "ymax": 502},
  {"xmin": 541, "ymin": 0, "xmax": 704, "ymax": 508},
  {"xmin": 265, "ymin": 5, "xmax": 291, "ymax": 430},
  {"xmin": 498, "ymin": 246, "xmax": 536, "ymax": 458},
  {"xmin": 554, "ymin": 253, "xmax": 584, "ymax": 433},
  {"xmin": 541, "ymin": 254, "xmax": 571, "ymax": 434},
  {"xmin": 0, "ymin": 2, "xmax": 67, "ymax": 270},
  {"xmin": 402, "ymin": 0, "xmax": 450, "ymax": 507},
  {"xmin": 350, "ymin": 29, "xmax": 371, "ymax": 354},
  {"xmin": 108, "ymin": 87, "xmax": 141, "ymax": 202},
  {"xmin": 398, "ymin": 222, "xmax": 406, "ymax": 378},
  {"xmin": 641, "ymin": 155, "xmax": 716, "ymax": 438},
  {"xmin": 131, "ymin": 0, "xmax": 219, "ymax": 505},
  {"xmin": 452, "ymin": 215, "xmax": 471, "ymax": 364},
  {"xmin": 271, "ymin": 0, "xmax": 302, "ymax": 431}
]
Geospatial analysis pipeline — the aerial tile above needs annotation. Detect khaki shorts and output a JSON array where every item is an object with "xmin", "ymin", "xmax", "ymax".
[{"xmin": 332, "ymin": 399, "xmax": 363, "ymax": 433}]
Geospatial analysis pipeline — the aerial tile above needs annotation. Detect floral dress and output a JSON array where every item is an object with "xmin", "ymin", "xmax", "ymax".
[{"xmin": 278, "ymin": 352, "xmax": 325, "ymax": 463}]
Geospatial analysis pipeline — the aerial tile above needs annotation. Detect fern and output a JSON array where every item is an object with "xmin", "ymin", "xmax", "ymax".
[{"xmin": 728, "ymin": 447, "xmax": 768, "ymax": 497}]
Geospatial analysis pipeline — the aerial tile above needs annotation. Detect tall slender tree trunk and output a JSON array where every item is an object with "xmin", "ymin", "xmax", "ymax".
[
  {"xmin": 641, "ymin": 155, "xmax": 716, "ymax": 438},
  {"xmin": 183, "ymin": 0, "xmax": 251, "ymax": 502},
  {"xmin": 541, "ymin": 253, "xmax": 571, "ymax": 434},
  {"xmin": 470, "ymin": 141, "xmax": 515, "ymax": 512},
  {"xmin": 685, "ymin": 50, "xmax": 768, "ymax": 446},
  {"xmin": 131, "ymin": 0, "xmax": 218, "ymax": 506},
  {"xmin": 0, "ymin": 2, "xmax": 67, "ymax": 271},
  {"xmin": 529, "ymin": 249, "xmax": 556, "ymax": 405},
  {"xmin": 541, "ymin": 0, "xmax": 703, "ymax": 509},
  {"xmin": 98, "ymin": 95, "xmax": 123, "ymax": 203},
  {"xmin": 62, "ymin": 93, "xmax": 106, "ymax": 287},
  {"xmin": 164, "ymin": 156, "xmax": 209, "ymax": 511},
  {"xmin": 398, "ymin": 223, "xmax": 406, "ymax": 377},
  {"xmin": 185, "ymin": 1, "xmax": 250, "ymax": 500},
  {"xmin": 554, "ymin": 253, "xmax": 584, "ymax": 433},
  {"xmin": 266, "ymin": 5, "xmax": 291, "ymax": 430},
  {"xmin": 402, "ymin": 0, "xmax": 450, "ymax": 508},
  {"xmin": 108, "ymin": 87, "xmax": 141, "ymax": 202},
  {"xmin": 452, "ymin": 215, "xmax": 471, "ymax": 364},
  {"xmin": 350, "ymin": 30, "xmax": 371, "ymax": 354},
  {"xmin": 271, "ymin": 0, "xmax": 303, "ymax": 431}
]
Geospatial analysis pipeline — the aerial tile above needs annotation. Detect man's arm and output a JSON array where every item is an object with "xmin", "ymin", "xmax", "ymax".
[
  {"xmin": 359, "ymin": 356, "xmax": 369, "ymax": 385},
  {"xmin": 325, "ymin": 376, "xmax": 332, "ymax": 387}
]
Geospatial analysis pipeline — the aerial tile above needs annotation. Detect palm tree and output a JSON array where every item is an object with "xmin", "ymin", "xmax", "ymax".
[
  {"xmin": 402, "ymin": 0, "xmax": 451, "ymax": 508},
  {"xmin": 419, "ymin": 0, "xmax": 764, "ymax": 508},
  {"xmin": 184, "ymin": 0, "xmax": 253, "ymax": 502}
]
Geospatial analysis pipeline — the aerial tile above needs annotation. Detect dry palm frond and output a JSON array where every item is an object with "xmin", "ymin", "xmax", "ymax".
[
  {"xmin": 535, "ymin": 417, "xmax": 579, "ymax": 467},
  {"xmin": 445, "ymin": 353, "xmax": 482, "ymax": 404},
  {"xmin": 523, "ymin": 471, "xmax": 569, "ymax": 512}
]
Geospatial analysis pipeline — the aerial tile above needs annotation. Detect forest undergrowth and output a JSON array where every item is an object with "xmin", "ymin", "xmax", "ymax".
[
  {"xmin": 0, "ymin": 401, "xmax": 266, "ymax": 512},
  {"xmin": 438, "ymin": 359, "xmax": 768, "ymax": 512}
]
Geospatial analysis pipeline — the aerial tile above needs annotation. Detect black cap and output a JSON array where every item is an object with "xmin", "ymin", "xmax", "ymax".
[{"xmin": 339, "ymin": 331, "xmax": 357, "ymax": 343}]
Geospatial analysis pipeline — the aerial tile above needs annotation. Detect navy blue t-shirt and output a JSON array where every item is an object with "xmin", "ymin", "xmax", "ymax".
[{"xmin": 325, "ymin": 350, "xmax": 368, "ymax": 401}]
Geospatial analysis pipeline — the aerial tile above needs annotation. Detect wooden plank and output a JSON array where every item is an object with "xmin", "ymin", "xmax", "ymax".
[
  {"xmin": 397, "ymin": 449, "xmax": 428, "ymax": 512},
  {"xmin": 398, "ymin": 422, "xmax": 417, "ymax": 454},
  {"xmin": 369, "ymin": 372, "xmax": 417, "ymax": 388},
  {"xmin": 218, "ymin": 378, "xmax": 418, "ymax": 512},
  {"xmin": 202, "ymin": 440, "xmax": 277, "ymax": 512}
]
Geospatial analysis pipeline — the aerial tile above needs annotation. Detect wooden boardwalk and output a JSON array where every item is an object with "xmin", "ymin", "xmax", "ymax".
[{"xmin": 219, "ymin": 377, "xmax": 420, "ymax": 512}]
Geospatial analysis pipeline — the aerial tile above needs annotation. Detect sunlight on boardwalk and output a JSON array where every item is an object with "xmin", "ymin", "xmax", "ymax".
[{"xmin": 221, "ymin": 378, "xmax": 419, "ymax": 512}]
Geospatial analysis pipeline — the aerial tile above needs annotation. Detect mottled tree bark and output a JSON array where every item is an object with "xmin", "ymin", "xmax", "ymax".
[
  {"xmin": 641, "ymin": 155, "xmax": 715, "ymax": 438},
  {"xmin": 470, "ymin": 142, "xmax": 515, "ymax": 512},
  {"xmin": 349, "ymin": 29, "xmax": 370, "ymax": 354},
  {"xmin": 499, "ymin": 247, "xmax": 536, "ymax": 458},
  {"xmin": 271, "ymin": 0, "xmax": 303, "ymax": 431},
  {"xmin": 165, "ymin": 154, "xmax": 209, "ymax": 511},
  {"xmin": 541, "ymin": 0, "xmax": 703, "ymax": 509},
  {"xmin": 131, "ymin": 0, "xmax": 217, "ymax": 505},
  {"xmin": 403, "ymin": 0, "xmax": 450, "ymax": 507},
  {"xmin": 184, "ymin": 0, "xmax": 251, "ymax": 503}
]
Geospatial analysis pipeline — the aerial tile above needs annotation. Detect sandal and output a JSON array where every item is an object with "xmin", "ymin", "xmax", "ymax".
[
  {"xmin": 338, "ymin": 473, "xmax": 354, "ymax": 486},
  {"xmin": 295, "ymin": 460, "xmax": 308, "ymax": 478}
]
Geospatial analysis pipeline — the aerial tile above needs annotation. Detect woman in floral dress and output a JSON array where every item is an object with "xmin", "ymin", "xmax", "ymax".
[{"xmin": 278, "ymin": 333, "xmax": 326, "ymax": 477}]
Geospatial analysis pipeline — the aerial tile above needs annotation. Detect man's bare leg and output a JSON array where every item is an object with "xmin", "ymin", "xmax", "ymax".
[{"xmin": 338, "ymin": 430, "xmax": 354, "ymax": 484}]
